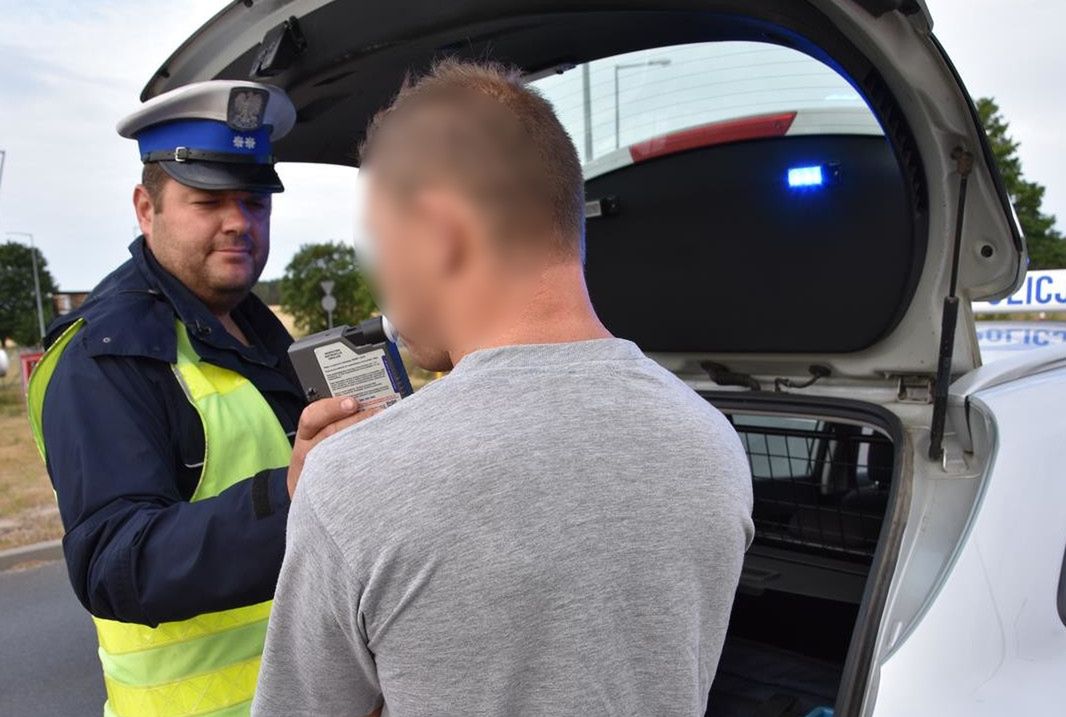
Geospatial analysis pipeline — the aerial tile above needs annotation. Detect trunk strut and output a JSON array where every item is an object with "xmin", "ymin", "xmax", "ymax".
[{"xmin": 929, "ymin": 146, "xmax": 974, "ymax": 461}]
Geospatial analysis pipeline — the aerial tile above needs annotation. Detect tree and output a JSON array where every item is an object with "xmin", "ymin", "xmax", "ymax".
[
  {"xmin": 0, "ymin": 241, "xmax": 58, "ymax": 346},
  {"xmin": 279, "ymin": 241, "xmax": 377, "ymax": 335},
  {"xmin": 977, "ymin": 97, "xmax": 1066, "ymax": 269},
  {"xmin": 252, "ymin": 278, "xmax": 283, "ymax": 306}
]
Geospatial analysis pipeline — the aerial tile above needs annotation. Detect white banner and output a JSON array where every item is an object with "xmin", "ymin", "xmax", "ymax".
[{"xmin": 972, "ymin": 269, "xmax": 1066, "ymax": 314}]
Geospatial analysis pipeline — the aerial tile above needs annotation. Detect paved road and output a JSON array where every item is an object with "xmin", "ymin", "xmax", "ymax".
[{"xmin": 0, "ymin": 560, "xmax": 103, "ymax": 716}]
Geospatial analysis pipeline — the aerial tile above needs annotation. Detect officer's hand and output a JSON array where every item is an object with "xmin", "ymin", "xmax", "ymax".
[{"xmin": 288, "ymin": 397, "xmax": 379, "ymax": 498}]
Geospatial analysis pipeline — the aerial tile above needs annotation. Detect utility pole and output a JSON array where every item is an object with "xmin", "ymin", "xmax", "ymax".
[
  {"xmin": 581, "ymin": 64, "xmax": 593, "ymax": 162},
  {"xmin": 613, "ymin": 59, "xmax": 671, "ymax": 149},
  {"xmin": 6, "ymin": 231, "xmax": 47, "ymax": 344},
  {"xmin": 0, "ymin": 150, "xmax": 6, "ymax": 223}
]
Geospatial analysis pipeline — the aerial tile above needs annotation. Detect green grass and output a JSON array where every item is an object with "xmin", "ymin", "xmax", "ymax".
[{"xmin": 0, "ymin": 350, "xmax": 63, "ymax": 551}]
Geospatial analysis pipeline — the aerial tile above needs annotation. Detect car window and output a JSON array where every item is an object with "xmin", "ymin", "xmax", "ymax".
[{"xmin": 529, "ymin": 41, "xmax": 882, "ymax": 168}]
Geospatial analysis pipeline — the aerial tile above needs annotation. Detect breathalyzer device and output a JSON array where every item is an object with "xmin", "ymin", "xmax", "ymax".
[{"xmin": 288, "ymin": 316, "xmax": 413, "ymax": 408}]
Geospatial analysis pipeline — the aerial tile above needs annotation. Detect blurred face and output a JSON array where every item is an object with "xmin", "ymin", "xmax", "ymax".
[
  {"xmin": 361, "ymin": 173, "xmax": 455, "ymax": 371},
  {"xmin": 134, "ymin": 176, "xmax": 271, "ymax": 314}
]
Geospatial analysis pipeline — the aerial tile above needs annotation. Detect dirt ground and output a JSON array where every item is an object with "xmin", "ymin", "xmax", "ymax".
[{"xmin": 0, "ymin": 353, "xmax": 63, "ymax": 552}]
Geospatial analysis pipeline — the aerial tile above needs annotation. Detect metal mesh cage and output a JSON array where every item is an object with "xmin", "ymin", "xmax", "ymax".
[{"xmin": 731, "ymin": 415, "xmax": 894, "ymax": 563}]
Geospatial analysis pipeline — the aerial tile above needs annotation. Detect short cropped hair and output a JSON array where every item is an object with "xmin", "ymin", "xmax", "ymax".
[
  {"xmin": 141, "ymin": 163, "xmax": 170, "ymax": 211},
  {"xmin": 360, "ymin": 59, "xmax": 585, "ymax": 259}
]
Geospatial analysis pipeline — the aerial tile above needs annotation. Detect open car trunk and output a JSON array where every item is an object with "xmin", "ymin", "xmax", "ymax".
[
  {"xmin": 142, "ymin": 2, "xmax": 1026, "ymax": 384},
  {"xmin": 147, "ymin": 1, "xmax": 1027, "ymax": 714},
  {"xmin": 703, "ymin": 394, "xmax": 906, "ymax": 716}
]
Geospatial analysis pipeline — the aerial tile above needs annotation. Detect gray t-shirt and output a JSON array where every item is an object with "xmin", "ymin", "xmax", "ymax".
[{"xmin": 253, "ymin": 339, "xmax": 753, "ymax": 717}]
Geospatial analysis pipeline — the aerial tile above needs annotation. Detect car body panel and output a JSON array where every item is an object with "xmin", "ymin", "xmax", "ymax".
[
  {"xmin": 952, "ymin": 342, "xmax": 1066, "ymax": 400},
  {"xmin": 975, "ymin": 321, "xmax": 1066, "ymax": 364},
  {"xmin": 871, "ymin": 366, "xmax": 1066, "ymax": 716}
]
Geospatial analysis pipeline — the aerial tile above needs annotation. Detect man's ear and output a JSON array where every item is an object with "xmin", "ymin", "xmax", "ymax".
[
  {"xmin": 133, "ymin": 185, "xmax": 156, "ymax": 238},
  {"xmin": 417, "ymin": 188, "xmax": 472, "ymax": 279}
]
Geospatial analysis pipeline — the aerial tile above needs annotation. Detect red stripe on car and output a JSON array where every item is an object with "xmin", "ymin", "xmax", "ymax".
[{"xmin": 628, "ymin": 111, "xmax": 798, "ymax": 163}]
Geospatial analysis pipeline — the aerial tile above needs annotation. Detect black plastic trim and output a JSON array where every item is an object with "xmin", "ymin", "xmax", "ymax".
[
  {"xmin": 851, "ymin": 0, "xmax": 924, "ymax": 18},
  {"xmin": 702, "ymin": 390, "xmax": 911, "ymax": 717}
]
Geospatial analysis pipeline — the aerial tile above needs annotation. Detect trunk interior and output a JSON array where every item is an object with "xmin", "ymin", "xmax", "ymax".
[{"xmin": 701, "ymin": 394, "xmax": 905, "ymax": 717}]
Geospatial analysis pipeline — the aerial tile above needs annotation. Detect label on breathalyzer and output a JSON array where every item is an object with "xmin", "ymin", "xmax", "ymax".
[{"xmin": 313, "ymin": 341, "xmax": 402, "ymax": 409}]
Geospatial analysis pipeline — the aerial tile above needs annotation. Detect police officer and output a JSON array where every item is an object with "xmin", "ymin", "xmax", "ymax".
[{"xmin": 27, "ymin": 80, "xmax": 369, "ymax": 717}]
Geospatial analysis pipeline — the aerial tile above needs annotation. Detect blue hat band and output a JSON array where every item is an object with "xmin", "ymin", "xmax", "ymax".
[{"xmin": 136, "ymin": 119, "xmax": 273, "ymax": 164}]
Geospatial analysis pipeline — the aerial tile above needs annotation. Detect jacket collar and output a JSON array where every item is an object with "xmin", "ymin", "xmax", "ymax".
[{"xmin": 133, "ymin": 237, "xmax": 215, "ymax": 337}]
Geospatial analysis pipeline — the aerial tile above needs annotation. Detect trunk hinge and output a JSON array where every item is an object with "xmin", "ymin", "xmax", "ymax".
[
  {"xmin": 700, "ymin": 361, "xmax": 761, "ymax": 391},
  {"xmin": 896, "ymin": 375, "xmax": 933, "ymax": 403},
  {"xmin": 929, "ymin": 146, "xmax": 974, "ymax": 461}
]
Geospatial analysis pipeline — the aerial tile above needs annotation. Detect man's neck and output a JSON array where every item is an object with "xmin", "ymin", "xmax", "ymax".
[
  {"xmin": 217, "ymin": 311, "xmax": 251, "ymax": 347},
  {"xmin": 447, "ymin": 260, "xmax": 612, "ymax": 365},
  {"xmin": 196, "ymin": 291, "xmax": 251, "ymax": 347}
]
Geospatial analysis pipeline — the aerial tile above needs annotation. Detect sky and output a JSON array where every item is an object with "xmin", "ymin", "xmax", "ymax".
[{"xmin": 0, "ymin": 0, "xmax": 1063, "ymax": 290}]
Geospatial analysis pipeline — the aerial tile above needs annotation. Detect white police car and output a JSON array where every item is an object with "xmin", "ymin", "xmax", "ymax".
[
  {"xmin": 976, "ymin": 319, "xmax": 1066, "ymax": 362},
  {"xmin": 152, "ymin": 2, "xmax": 1063, "ymax": 715},
  {"xmin": 974, "ymin": 269, "xmax": 1066, "ymax": 362}
]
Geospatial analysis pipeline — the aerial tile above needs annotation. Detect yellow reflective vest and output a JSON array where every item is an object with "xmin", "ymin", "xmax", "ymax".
[{"xmin": 28, "ymin": 318, "xmax": 292, "ymax": 717}]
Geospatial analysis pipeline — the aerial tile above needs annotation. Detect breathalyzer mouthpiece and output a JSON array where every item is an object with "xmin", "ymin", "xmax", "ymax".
[
  {"xmin": 352, "ymin": 315, "xmax": 396, "ymax": 345},
  {"xmin": 380, "ymin": 315, "xmax": 398, "ymax": 344}
]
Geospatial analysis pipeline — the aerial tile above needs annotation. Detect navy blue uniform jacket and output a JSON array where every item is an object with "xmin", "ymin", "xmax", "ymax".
[{"xmin": 40, "ymin": 238, "xmax": 305, "ymax": 626}]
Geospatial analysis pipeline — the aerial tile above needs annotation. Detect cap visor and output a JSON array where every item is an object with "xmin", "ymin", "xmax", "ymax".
[{"xmin": 157, "ymin": 160, "xmax": 284, "ymax": 193}]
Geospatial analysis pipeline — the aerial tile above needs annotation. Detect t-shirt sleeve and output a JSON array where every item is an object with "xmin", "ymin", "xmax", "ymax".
[{"xmin": 252, "ymin": 471, "xmax": 382, "ymax": 717}]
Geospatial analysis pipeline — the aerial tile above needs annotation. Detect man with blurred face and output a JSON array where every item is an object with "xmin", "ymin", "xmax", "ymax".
[
  {"xmin": 27, "ymin": 81, "xmax": 373, "ymax": 717},
  {"xmin": 254, "ymin": 60, "xmax": 754, "ymax": 717}
]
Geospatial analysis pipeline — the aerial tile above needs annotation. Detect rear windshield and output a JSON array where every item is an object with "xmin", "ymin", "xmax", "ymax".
[
  {"xmin": 529, "ymin": 41, "xmax": 919, "ymax": 355},
  {"xmin": 529, "ymin": 41, "xmax": 882, "ymax": 169}
]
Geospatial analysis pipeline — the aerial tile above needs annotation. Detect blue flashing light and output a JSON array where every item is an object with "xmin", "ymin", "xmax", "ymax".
[{"xmin": 788, "ymin": 165, "xmax": 824, "ymax": 188}]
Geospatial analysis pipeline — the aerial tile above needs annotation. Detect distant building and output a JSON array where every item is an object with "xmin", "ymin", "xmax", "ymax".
[{"xmin": 52, "ymin": 291, "xmax": 89, "ymax": 316}]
